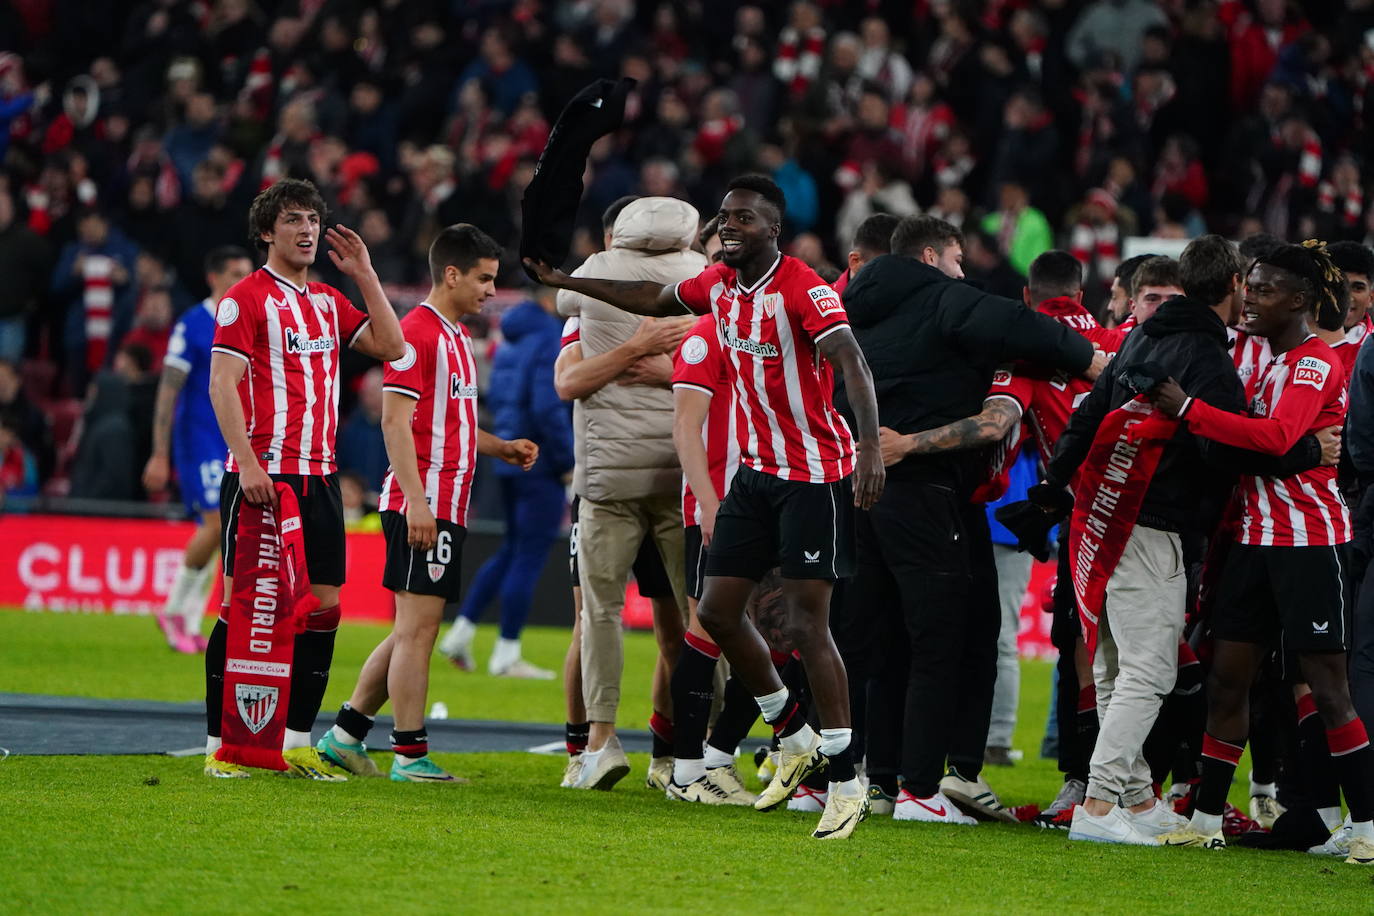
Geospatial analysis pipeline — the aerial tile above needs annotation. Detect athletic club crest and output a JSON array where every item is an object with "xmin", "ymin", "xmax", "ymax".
[
  {"xmin": 761, "ymin": 292, "xmax": 782, "ymax": 318},
  {"xmin": 428, "ymin": 563, "xmax": 445, "ymax": 582},
  {"xmin": 235, "ymin": 684, "xmax": 279, "ymax": 735}
]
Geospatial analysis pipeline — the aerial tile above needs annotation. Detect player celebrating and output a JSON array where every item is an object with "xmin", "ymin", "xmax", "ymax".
[
  {"xmin": 1149, "ymin": 242, "xmax": 1374, "ymax": 865},
  {"xmin": 143, "ymin": 246, "xmax": 253, "ymax": 653},
  {"xmin": 204, "ymin": 178, "xmax": 405, "ymax": 779},
  {"xmin": 317, "ymin": 225, "xmax": 538, "ymax": 782},
  {"xmin": 526, "ymin": 175, "xmax": 885, "ymax": 840}
]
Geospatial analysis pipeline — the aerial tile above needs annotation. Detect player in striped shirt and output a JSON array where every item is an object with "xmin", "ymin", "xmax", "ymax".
[
  {"xmin": 526, "ymin": 175, "xmax": 885, "ymax": 839},
  {"xmin": 203, "ymin": 178, "xmax": 405, "ymax": 779},
  {"xmin": 1149, "ymin": 242, "xmax": 1374, "ymax": 865},
  {"xmin": 318, "ymin": 225, "xmax": 538, "ymax": 782}
]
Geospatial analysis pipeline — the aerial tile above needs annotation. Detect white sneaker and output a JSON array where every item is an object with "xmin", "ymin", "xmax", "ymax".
[
  {"xmin": 939, "ymin": 768, "xmax": 1018, "ymax": 823},
  {"xmin": 786, "ymin": 784, "xmax": 828, "ymax": 812},
  {"xmin": 1068, "ymin": 805, "xmax": 1156, "ymax": 846},
  {"xmin": 812, "ymin": 784, "xmax": 869, "ymax": 840},
  {"xmin": 1123, "ymin": 799, "xmax": 1190, "ymax": 838},
  {"xmin": 893, "ymin": 789, "xmax": 977, "ymax": 825},
  {"xmin": 438, "ymin": 621, "xmax": 476, "ymax": 671},
  {"xmin": 645, "ymin": 756, "xmax": 673, "ymax": 791},
  {"xmin": 1249, "ymin": 794, "xmax": 1285, "ymax": 830},
  {"xmin": 571, "ymin": 736, "xmax": 630, "ymax": 790},
  {"xmin": 1309, "ymin": 823, "xmax": 1354, "ymax": 857},
  {"xmin": 560, "ymin": 753, "xmax": 583, "ymax": 788},
  {"xmin": 490, "ymin": 658, "xmax": 555, "ymax": 680}
]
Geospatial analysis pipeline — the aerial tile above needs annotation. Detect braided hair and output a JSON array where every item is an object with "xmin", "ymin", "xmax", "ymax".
[{"xmin": 1252, "ymin": 239, "xmax": 1350, "ymax": 332}]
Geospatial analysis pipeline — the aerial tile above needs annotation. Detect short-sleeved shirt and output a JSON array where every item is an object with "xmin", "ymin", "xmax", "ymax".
[
  {"xmin": 210, "ymin": 267, "xmax": 370, "ymax": 476},
  {"xmin": 672, "ymin": 254, "xmax": 854, "ymax": 484},
  {"xmin": 378, "ymin": 303, "xmax": 480, "ymax": 526},
  {"xmin": 165, "ymin": 297, "xmax": 226, "ymax": 463},
  {"xmin": 671, "ymin": 313, "xmax": 741, "ymax": 526}
]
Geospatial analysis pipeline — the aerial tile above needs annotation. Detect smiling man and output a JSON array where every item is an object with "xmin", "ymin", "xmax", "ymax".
[
  {"xmin": 203, "ymin": 178, "xmax": 405, "ymax": 780},
  {"xmin": 526, "ymin": 175, "xmax": 885, "ymax": 839}
]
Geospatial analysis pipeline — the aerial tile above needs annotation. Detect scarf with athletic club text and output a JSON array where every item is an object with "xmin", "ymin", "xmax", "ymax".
[
  {"xmin": 1068, "ymin": 397, "xmax": 1178, "ymax": 656},
  {"xmin": 216, "ymin": 482, "xmax": 317, "ymax": 770}
]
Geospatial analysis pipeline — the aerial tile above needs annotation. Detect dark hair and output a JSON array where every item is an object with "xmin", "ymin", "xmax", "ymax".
[
  {"xmin": 119, "ymin": 342, "xmax": 154, "ymax": 374},
  {"xmin": 698, "ymin": 215, "xmax": 721, "ymax": 249},
  {"xmin": 429, "ymin": 223, "xmax": 503, "ymax": 283},
  {"xmin": 891, "ymin": 215, "xmax": 963, "ymax": 259},
  {"xmin": 852, "ymin": 213, "xmax": 900, "ymax": 257},
  {"xmin": 1131, "ymin": 255, "xmax": 1182, "ymax": 299},
  {"xmin": 1327, "ymin": 241, "xmax": 1374, "ymax": 282},
  {"xmin": 1027, "ymin": 250, "xmax": 1083, "ymax": 301},
  {"xmin": 1114, "ymin": 253, "xmax": 1152, "ymax": 290},
  {"xmin": 602, "ymin": 195, "xmax": 640, "ymax": 233},
  {"xmin": 204, "ymin": 245, "xmax": 253, "ymax": 277},
  {"xmin": 1179, "ymin": 234, "xmax": 1245, "ymax": 306},
  {"xmin": 1238, "ymin": 232, "xmax": 1283, "ymax": 261},
  {"xmin": 247, "ymin": 178, "xmax": 328, "ymax": 252},
  {"xmin": 725, "ymin": 174, "xmax": 787, "ymax": 224},
  {"xmin": 1254, "ymin": 240, "xmax": 1349, "ymax": 332}
]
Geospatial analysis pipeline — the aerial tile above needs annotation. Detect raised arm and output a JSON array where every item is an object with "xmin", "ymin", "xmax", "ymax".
[
  {"xmin": 819, "ymin": 326, "xmax": 884, "ymax": 509},
  {"xmin": 524, "ymin": 258, "xmax": 688, "ymax": 318},
  {"xmin": 328, "ymin": 225, "xmax": 406, "ymax": 361}
]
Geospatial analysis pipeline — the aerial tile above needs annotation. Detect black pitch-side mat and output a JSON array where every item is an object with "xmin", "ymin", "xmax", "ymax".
[{"xmin": 0, "ymin": 693, "xmax": 654, "ymax": 756}]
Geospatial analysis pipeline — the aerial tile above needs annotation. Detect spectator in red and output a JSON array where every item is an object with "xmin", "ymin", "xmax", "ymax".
[
  {"xmin": 122, "ymin": 284, "xmax": 173, "ymax": 373},
  {"xmin": 1228, "ymin": 0, "xmax": 1307, "ymax": 111},
  {"xmin": 0, "ymin": 419, "xmax": 39, "ymax": 500},
  {"xmin": 900, "ymin": 71, "xmax": 955, "ymax": 182},
  {"xmin": 52, "ymin": 208, "xmax": 139, "ymax": 388},
  {"xmin": 774, "ymin": 1, "xmax": 827, "ymax": 99},
  {"xmin": 1153, "ymin": 134, "xmax": 1209, "ymax": 211}
]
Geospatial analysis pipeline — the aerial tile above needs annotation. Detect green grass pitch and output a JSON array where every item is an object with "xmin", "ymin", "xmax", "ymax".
[{"xmin": 1, "ymin": 612, "xmax": 1370, "ymax": 913}]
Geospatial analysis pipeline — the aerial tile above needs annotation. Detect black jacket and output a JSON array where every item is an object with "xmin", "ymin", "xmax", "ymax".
[
  {"xmin": 1048, "ymin": 296, "xmax": 1320, "ymax": 534},
  {"xmin": 838, "ymin": 254, "xmax": 1094, "ymax": 483}
]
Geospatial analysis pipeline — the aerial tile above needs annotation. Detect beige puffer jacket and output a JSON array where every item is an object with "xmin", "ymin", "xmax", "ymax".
[{"xmin": 558, "ymin": 196, "xmax": 707, "ymax": 503}]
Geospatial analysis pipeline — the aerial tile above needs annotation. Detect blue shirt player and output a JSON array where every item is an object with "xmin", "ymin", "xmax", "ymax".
[{"xmin": 143, "ymin": 246, "xmax": 254, "ymax": 654}]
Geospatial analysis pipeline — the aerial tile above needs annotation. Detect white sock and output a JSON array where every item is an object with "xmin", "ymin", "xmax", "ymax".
[
  {"xmin": 164, "ymin": 564, "xmax": 198, "ymax": 619},
  {"xmin": 1190, "ymin": 810, "xmax": 1223, "ymax": 835},
  {"xmin": 1319, "ymin": 806, "xmax": 1345, "ymax": 831},
  {"xmin": 818, "ymin": 727, "xmax": 852, "ymax": 758},
  {"xmin": 283, "ymin": 728, "xmax": 312, "ymax": 751},
  {"xmin": 1352, "ymin": 820, "xmax": 1374, "ymax": 840},
  {"xmin": 755, "ymin": 687, "xmax": 789, "ymax": 722},
  {"xmin": 829, "ymin": 777, "xmax": 863, "ymax": 798},
  {"xmin": 703, "ymin": 745, "xmax": 734, "ymax": 769},
  {"xmin": 1249, "ymin": 775, "xmax": 1276, "ymax": 798},
  {"xmin": 674, "ymin": 757, "xmax": 706, "ymax": 785},
  {"xmin": 779, "ymin": 722, "xmax": 816, "ymax": 756},
  {"xmin": 451, "ymin": 616, "xmax": 477, "ymax": 644},
  {"xmin": 183, "ymin": 563, "xmax": 214, "ymax": 632},
  {"xmin": 489, "ymin": 637, "xmax": 521, "ymax": 673},
  {"xmin": 331, "ymin": 724, "xmax": 361, "ymax": 746},
  {"xmin": 206, "ymin": 735, "xmax": 221, "ymax": 754}
]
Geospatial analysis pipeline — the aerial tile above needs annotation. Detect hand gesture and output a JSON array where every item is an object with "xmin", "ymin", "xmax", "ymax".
[
  {"xmin": 142, "ymin": 455, "xmax": 170, "ymax": 492},
  {"xmin": 628, "ymin": 317, "xmax": 693, "ymax": 357},
  {"xmin": 877, "ymin": 426, "xmax": 910, "ymax": 467},
  {"xmin": 522, "ymin": 257, "xmax": 571, "ymax": 288},
  {"xmin": 406, "ymin": 499, "xmax": 438, "ymax": 551},
  {"xmin": 326, "ymin": 224, "xmax": 375, "ymax": 279},
  {"xmin": 1316, "ymin": 425, "xmax": 1342, "ymax": 467},
  {"xmin": 1148, "ymin": 377, "xmax": 1188, "ymax": 418},
  {"xmin": 501, "ymin": 438, "xmax": 539, "ymax": 471}
]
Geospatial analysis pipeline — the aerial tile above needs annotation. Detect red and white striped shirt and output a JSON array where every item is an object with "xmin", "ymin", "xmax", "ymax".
[
  {"xmin": 671, "ymin": 314, "xmax": 741, "ymax": 526},
  {"xmin": 1185, "ymin": 335, "xmax": 1350, "ymax": 547},
  {"xmin": 559, "ymin": 316, "xmax": 580, "ymax": 352},
  {"xmin": 378, "ymin": 303, "xmax": 480, "ymax": 527},
  {"xmin": 673, "ymin": 255, "xmax": 854, "ymax": 483},
  {"xmin": 211, "ymin": 267, "xmax": 370, "ymax": 476}
]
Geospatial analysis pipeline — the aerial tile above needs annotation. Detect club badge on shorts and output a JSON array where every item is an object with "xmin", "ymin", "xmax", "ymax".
[
  {"xmin": 235, "ymin": 684, "xmax": 279, "ymax": 735},
  {"xmin": 428, "ymin": 562, "xmax": 445, "ymax": 582}
]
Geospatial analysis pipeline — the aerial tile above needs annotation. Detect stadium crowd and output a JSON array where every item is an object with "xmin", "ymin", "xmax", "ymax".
[{"xmin": 4, "ymin": 0, "xmax": 1374, "ymax": 859}]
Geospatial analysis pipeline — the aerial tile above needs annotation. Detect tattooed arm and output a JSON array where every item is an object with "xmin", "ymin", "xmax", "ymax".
[
  {"xmin": 140, "ymin": 364, "xmax": 188, "ymax": 492},
  {"xmin": 877, "ymin": 397, "xmax": 1023, "ymax": 466}
]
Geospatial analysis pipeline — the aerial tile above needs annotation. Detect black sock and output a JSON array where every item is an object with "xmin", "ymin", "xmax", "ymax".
[
  {"xmin": 1195, "ymin": 734, "xmax": 1245, "ymax": 816},
  {"xmin": 801, "ymin": 767, "xmax": 829, "ymax": 791},
  {"xmin": 1327, "ymin": 719, "xmax": 1374, "ymax": 822},
  {"xmin": 1298, "ymin": 695, "xmax": 1343, "ymax": 809},
  {"xmin": 286, "ymin": 629, "xmax": 335, "ymax": 732},
  {"xmin": 391, "ymin": 728, "xmax": 427, "ymax": 760},
  {"xmin": 825, "ymin": 744, "xmax": 856, "ymax": 783},
  {"xmin": 706, "ymin": 674, "xmax": 761, "ymax": 760},
  {"xmin": 204, "ymin": 618, "xmax": 228, "ymax": 738},
  {"xmin": 1073, "ymin": 683, "xmax": 1099, "ymax": 782},
  {"xmin": 565, "ymin": 721, "xmax": 589, "ymax": 756},
  {"xmin": 334, "ymin": 703, "xmax": 374, "ymax": 743},
  {"xmin": 670, "ymin": 637, "xmax": 718, "ymax": 761},
  {"xmin": 649, "ymin": 711, "xmax": 674, "ymax": 759}
]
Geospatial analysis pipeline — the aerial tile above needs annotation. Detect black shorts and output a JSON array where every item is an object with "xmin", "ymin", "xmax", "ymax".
[
  {"xmin": 706, "ymin": 465, "xmax": 854, "ymax": 581},
  {"xmin": 1211, "ymin": 542, "xmax": 1349, "ymax": 654},
  {"xmin": 567, "ymin": 494, "xmax": 675, "ymax": 599},
  {"xmin": 221, "ymin": 471, "xmax": 345, "ymax": 586},
  {"xmin": 380, "ymin": 511, "xmax": 466, "ymax": 599},
  {"xmin": 685, "ymin": 524, "xmax": 706, "ymax": 601}
]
